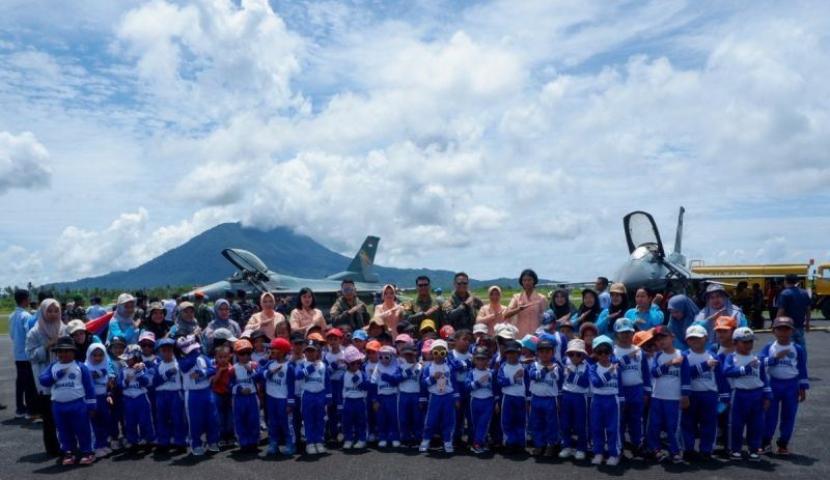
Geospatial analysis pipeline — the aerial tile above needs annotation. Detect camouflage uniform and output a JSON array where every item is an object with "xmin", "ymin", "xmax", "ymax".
[
  {"xmin": 329, "ymin": 295, "xmax": 370, "ymax": 332},
  {"xmin": 229, "ymin": 301, "xmax": 243, "ymax": 325},
  {"xmin": 195, "ymin": 302, "xmax": 214, "ymax": 330},
  {"xmin": 402, "ymin": 295, "xmax": 444, "ymax": 327},
  {"xmin": 238, "ymin": 300, "xmax": 258, "ymax": 331},
  {"xmin": 442, "ymin": 292, "xmax": 483, "ymax": 330},
  {"xmin": 66, "ymin": 306, "xmax": 87, "ymax": 321}
]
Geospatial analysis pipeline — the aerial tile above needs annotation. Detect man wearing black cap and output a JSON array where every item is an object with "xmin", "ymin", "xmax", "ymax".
[{"xmin": 777, "ymin": 274, "xmax": 811, "ymax": 349}]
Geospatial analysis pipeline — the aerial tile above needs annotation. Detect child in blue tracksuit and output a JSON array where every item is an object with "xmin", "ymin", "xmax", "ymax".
[
  {"xmin": 588, "ymin": 335, "xmax": 624, "ymax": 467},
  {"xmin": 497, "ymin": 339, "xmax": 528, "ymax": 452},
  {"xmin": 260, "ymin": 337, "xmax": 296, "ymax": 456},
  {"xmin": 341, "ymin": 345, "xmax": 370, "ymax": 449},
  {"xmin": 527, "ymin": 339, "xmax": 561, "ymax": 456},
  {"xmin": 85, "ymin": 342, "xmax": 112, "ymax": 457},
  {"xmin": 295, "ymin": 340, "xmax": 332, "ymax": 455},
  {"xmin": 682, "ymin": 325, "xmax": 727, "ymax": 460},
  {"xmin": 106, "ymin": 336, "xmax": 127, "ymax": 449},
  {"xmin": 324, "ymin": 329, "xmax": 346, "ymax": 442},
  {"xmin": 647, "ymin": 327, "xmax": 690, "ymax": 464},
  {"xmin": 39, "ymin": 337, "xmax": 97, "ymax": 465},
  {"xmin": 420, "ymin": 339, "xmax": 460, "ymax": 454},
  {"xmin": 177, "ymin": 335, "xmax": 219, "ymax": 456},
  {"xmin": 363, "ymin": 341, "xmax": 380, "ymax": 442},
  {"xmin": 761, "ymin": 317, "xmax": 809, "ymax": 455},
  {"xmin": 450, "ymin": 330, "xmax": 473, "ymax": 444},
  {"xmin": 118, "ymin": 345, "xmax": 156, "ymax": 449},
  {"xmin": 559, "ymin": 339, "xmax": 590, "ymax": 460},
  {"xmin": 397, "ymin": 344, "xmax": 424, "ymax": 446},
  {"xmin": 466, "ymin": 346, "xmax": 496, "ymax": 454},
  {"xmin": 230, "ymin": 339, "xmax": 261, "ymax": 451},
  {"xmin": 371, "ymin": 345, "xmax": 402, "ymax": 448},
  {"xmin": 723, "ymin": 327, "xmax": 772, "ymax": 461},
  {"xmin": 153, "ymin": 338, "xmax": 187, "ymax": 452},
  {"xmin": 612, "ymin": 318, "xmax": 651, "ymax": 455}
]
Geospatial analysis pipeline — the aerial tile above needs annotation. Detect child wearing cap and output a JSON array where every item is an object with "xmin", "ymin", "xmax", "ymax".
[
  {"xmin": 295, "ymin": 339, "xmax": 332, "ymax": 455},
  {"xmin": 760, "ymin": 317, "xmax": 809, "ymax": 455},
  {"xmin": 324, "ymin": 328, "xmax": 346, "ymax": 443},
  {"xmin": 559, "ymin": 339, "xmax": 590, "ymax": 461},
  {"xmin": 398, "ymin": 343, "xmax": 424, "ymax": 447},
  {"xmin": 341, "ymin": 346, "xmax": 371, "ymax": 449},
  {"xmin": 371, "ymin": 345, "xmax": 403, "ymax": 448},
  {"xmin": 288, "ymin": 332, "xmax": 306, "ymax": 448},
  {"xmin": 496, "ymin": 339, "xmax": 528, "ymax": 453},
  {"xmin": 229, "ymin": 339, "xmax": 261, "ymax": 452},
  {"xmin": 710, "ymin": 315, "xmax": 737, "ymax": 449},
  {"xmin": 249, "ymin": 330, "xmax": 271, "ymax": 366},
  {"xmin": 723, "ymin": 327, "xmax": 771, "ymax": 461},
  {"xmin": 364, "ymin": 340, "xmax": 381, "ymax": 442},
  {"xmin": 153, "ymin": 338, "xmax": 187, "ymax": 453},
  {"xmin": 211, "ymin": 345, "xmax": 235, "ymax": 447},
  {"xmin": 587, "ymin": 335, "xmax": 623, "ymax": 466},
  {"xmin": 137, "ymin": 332, "xmax": 157, "ymax": 420},
  {"xmin": 118, "ymin": 345, "xmax": 156, "ymax": 450},
  {"xmin": 259, "ymin": 337, "xmax": 296, "ymax": 455},
  {"xmin": 466, "ymin": 346, "xmax": 496, "ymax": 454},
  {"xmin": 527, "ymin": 340, "xmax": 561, "ymax": 457},
  {"xmin": 647, "ymin": 327, "xmax": 690, "ymax": 464},
  {"xmin": 420, "ymin": 339, "xmax": 460, "ymax": 453},
  {"xmin": 612, "ymin": 318, "xmax": 651, "ymax": 457},
  {"xmin": 681, "ymin": 324, "xmax": 726, "ymax": 461},
  {"xmin": 520, "ymin": 334, "xmax": 538, "ymax": 367},
  {"xmin": 178, "ymin": 335, "xmax": 219, "ymax": 456},
  {"xmin": 106, "ymin": 336, "xmax": 127, "ymax": 450},
  {"xmin": 85, "ymin": 343, "xmax": 113, "ymax": 458},
  {"xmin": 451, "ymin": 329, "xmax": 473, "ymax": 445}
]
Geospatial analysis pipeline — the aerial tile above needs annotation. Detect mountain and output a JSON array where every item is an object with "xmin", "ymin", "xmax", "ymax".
[{"xmin": 49, "ymin": 222, "xmax": 519, "ymax": 290}]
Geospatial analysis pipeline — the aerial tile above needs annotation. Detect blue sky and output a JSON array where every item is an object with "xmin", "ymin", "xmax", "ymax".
[{"xmin": 1, "ymin": 0, "xmax": 828, "ymax": 286}]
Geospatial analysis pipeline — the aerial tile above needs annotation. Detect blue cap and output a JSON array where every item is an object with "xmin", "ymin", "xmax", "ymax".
[
  {"xmin": 520, "ymin": 335, "xmax": 538, "ymax": 353},
  {"xmin": 352, "ymin": 330, "xmax": 369, "ymax": 341},
  {"xmin": 614, "ymin": 318, "xmax": 635, "ymax": 333},
  {"xmin": 592, "ymin": 335, "xmax": 614, "ymax": 350},
  {"xmin": 156, "ymin": 338, "xmax": 176, "ymax": 351}
]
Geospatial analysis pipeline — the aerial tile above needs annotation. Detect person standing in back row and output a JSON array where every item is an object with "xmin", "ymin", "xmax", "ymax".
[
  {"xmin": 505, "ymin": 269, "xmax": 547, "ymax": 338},
  {"xmin": 443, "ymin": 272, "xmax": 483, "ymax": 331},
  {"xmin": 776, "ymin": 274, "xmax": 811, "ymax": 350},
  {"xmin": 330, "ymin": 279, "xmax": 370, "ymax": 332}
]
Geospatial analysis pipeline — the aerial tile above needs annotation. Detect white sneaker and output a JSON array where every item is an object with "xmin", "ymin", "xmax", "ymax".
[
  {"xmin": 354, "ymin": 441, "xmax": 366, "ymax": 449},
  {"xmin": 392, "ymin": 440, "xmax": 401, "ymax": 448},
  {"xmin": 94, "ymin": 448, "xmax": 108, "ymax": 458},
  {"xmin": 444, "ymin": 442, "xmax": 454, "ymax": 454},
  {"xmin": 207, "ymin": 443, "xmax": 220, "ymax": 453},
  {"xmin": 574, "ymin": 450, "xmax": 586, "ymax": 460},
  {"xmin": 337, "ymin": 433, "xmax": 344, "ymax": 442},
  {"xmin": 419, "ymin": 440, "xmax": 430, "ymax": 453},
  {"xmin": 606, "ymin": 456, "xmax": 620, "ymax": 466},
  {"xmin": 110, "ymin": 440, "xmax": 120, "ymax": 450},
  {"xmin": 306, "ymin": 444, "xmax": 317, "ymax": 455},
  {"xmin": 191, "ymin": 446, "xmax": 205, "ymax": 456},
  {"xmin": 378, "ymin": 440, "xmax": 387, "ymax": 448},
  {"xmin": 343, "ymin": 441, "xmax": 353, "ymax": 450},
  {"xmin": 559, "ymin": 447, "xmax": 573, "ymax": 459},
  {"xmin": 316, "ymin": 443, "xmax": 327, "ymax": 453},
  {"xmin": 102, "ymin": 447, "xmax": 113, "ymax": 456},
  {"xmin": 591, "ymin": 454, "xmax": 603, "ymax": 465}
]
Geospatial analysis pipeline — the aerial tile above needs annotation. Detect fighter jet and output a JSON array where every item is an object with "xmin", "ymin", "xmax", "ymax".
[{"xmin": 184, "ymin": 236, "xmax": 383, "ymax": 312}]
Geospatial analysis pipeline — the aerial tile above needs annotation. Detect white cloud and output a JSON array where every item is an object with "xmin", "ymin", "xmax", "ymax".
[{"xmin": 0, "ymin": 131, "xmax": 51, "ymax": 194}]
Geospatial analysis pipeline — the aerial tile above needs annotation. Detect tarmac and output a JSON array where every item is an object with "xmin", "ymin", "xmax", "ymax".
[{"xmin": 1, "ymin": 329, "xmax": 827, "ymax": 480}]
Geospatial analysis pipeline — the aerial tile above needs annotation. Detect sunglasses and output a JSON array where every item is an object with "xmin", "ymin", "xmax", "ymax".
[
  {"xmin": 417, "ymin": 283, "xmax": 430, "ymax": 288},
  {"xmin": 379, "ymin": 355, "xmax": 393, "ymax": 361},
  {"xmin": 456, "ymin": 281, "xmax": 469, "ymax": 285},
  {"xmin": 342, "ymin": 287, "xmax": 355, "ymax": 293},
  {"xmin": 432, "ymin": 349, "xmax": 448, "ymax": 358},
  {"xmin": 594, "ymin": 350, "xmax": 611, "ymax": 356}
]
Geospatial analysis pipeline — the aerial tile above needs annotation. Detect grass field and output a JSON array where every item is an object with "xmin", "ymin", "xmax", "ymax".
[{"xmin": 0, "ymin": 309, "xmax": 9, "ymax": 335}]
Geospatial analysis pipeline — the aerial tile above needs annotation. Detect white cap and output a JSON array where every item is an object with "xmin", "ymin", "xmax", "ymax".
[
  {"xmin": 732, "ymin": 327, "xmax": 755, "ymax": 342},
  {"xmin": 117, "ymin": 293, "xmax": 136, "ymax": 305},
  {"xmin": 430, "ymin": 339, "xmax": 448, "ymax": 351},
  {"xmin": 473, "ymin": 323, "xmax": 488, "ymax": 335},
  {"xmin": 494, "ymin": 323, "xmax": 517, "ymax": 340},
  {"xmin": 685, "ymin": 324, "xmax": 708, "ymax": 339}
]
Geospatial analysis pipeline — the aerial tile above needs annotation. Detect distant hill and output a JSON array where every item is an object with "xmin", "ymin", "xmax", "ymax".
[{"xmin": 49, "ymin": 222, "xmax": 522, "ymax": 290}]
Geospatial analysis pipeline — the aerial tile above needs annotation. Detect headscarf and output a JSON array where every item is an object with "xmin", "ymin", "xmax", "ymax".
[
  {"xmin": 608, "ymin": 289, "xmax": 629, "ymax": 316},
  {"xmin": 37, "ymin": 299, "xmax": 62, "ymax": 344},
  {"xmin": 577, "ymin": 289, "xmax": 601, "ymax": 324},
  {"xmin": 213, "ymin": 299, "xmax": 232, "ymax": 324},
  {"xmin": 115, "ymin": 293, "xmax": 135, "ymax": 328},
  {"xmin": 550, "ymin": 289, "xmax": 575, "ymax": 319},
  {"xmin": 85, "ymin": 342, "xmax": 109, "ymax": 367},
  {"xmin": 381, "ymin": 284, "xmax": 397, "ymax": 306},
  {"xmin": 667, "ymin": 295, "xmax": 700, "ymax": 347}
]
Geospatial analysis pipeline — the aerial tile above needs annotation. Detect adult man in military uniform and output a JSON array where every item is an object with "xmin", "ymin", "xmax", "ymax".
[
  {"xmin": 193, "ymin": 291, "xmax": 214, "ymax": 329},
  {"xmin": 66, "ymin": 296, "xmax": 87, "ymax": 321},
  {"xmin": 237, "ymin": 289, "xmax": 258, "ymax": 331},
  {"xmin": 330, "ymin": 279, "xmax": 370, "ymax": 332},
  {"xmin": 442, "ymin": 272, "xmax": 483, "ymax": 330},
  {"xmin": 402, "ymin": 275, "xmax": 444, "ymax": 327},
  {"xmin": 225, "ymin": 290, "xmax": 243, "ymax": 324}
]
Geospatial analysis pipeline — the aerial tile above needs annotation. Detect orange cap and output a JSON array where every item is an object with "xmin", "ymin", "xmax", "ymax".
[
  {"xmin": 307, "ymin": 332, "xmax": 325, "ymax": 343},
  {"xmin": 714, "ymin": 316, "xmax": 737, "ymax": 331},
  {"xmin": 366, "ymin": 340, "xmax": 382, "ymax": 352},
  {"xmin": 234, "ymin": 339, "xmax": 253, "ymax": 353},
  {"xmin": 632, "ymin": 330, "xmax": 653, "ymax": 347}
]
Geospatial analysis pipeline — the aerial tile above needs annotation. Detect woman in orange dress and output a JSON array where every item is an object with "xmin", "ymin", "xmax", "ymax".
[
  {"xmin": 505, "ymin": 269, "xmax": 547, "ymax": 338},
  {"xmin": 242, "ymin": 292, "xmax": 285, "ymax": 339},
  {"xmin": 289, "ymin": 287, "xmax": 326, "ymax": 334},
  {"xmin": 476, "ymin": 286, "xmax": 508, "ymax": 335}
]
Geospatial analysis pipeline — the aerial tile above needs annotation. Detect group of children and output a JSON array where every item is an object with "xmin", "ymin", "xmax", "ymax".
[{"xmin": 38, "ymin": 313, "xmax": 808, "ymax": 468}]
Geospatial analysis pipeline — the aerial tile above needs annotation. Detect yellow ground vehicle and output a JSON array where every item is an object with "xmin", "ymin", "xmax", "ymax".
[{"xmin": 690, "ymin": 261, "xmax": 830, "ymax": 319}]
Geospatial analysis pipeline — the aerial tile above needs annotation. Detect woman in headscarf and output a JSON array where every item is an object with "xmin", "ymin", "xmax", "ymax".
[
  {"xmin": 205, "ymin": 298, "xmax": 242, "ymax": 343},
  {"xmin": 505, "ymin": 269, "xmax": 547, "ymax": 338},
  {"xmin": 170, "ymin": 301, "xmax": 200, "ymax": 338},
  {"xmin": 107, "ymin": 293, "xmax": 139, "ymax": 345},
  {"xmin": 139, "ymin": 302, "xmax": 170, "ymax": 339},
  {"xmin": 244, "ymin": 292, "xmax": 285, "ymax": 339},
  {"xmin": 693, "ymin": 284, "xmax": 747, "ymax": 346},
  {"xmin": 289, "ymin": 288, "xmax": 326, "ymax": 334},
  {"xmin": 372, "ymin": 284, "xmax": 404, "ymax": 334},
  {"xmin": 596, "ymin": 283, "xmax": 629, "ymax": 337},
  {"xmin": 476, "ymin": 286, "xmax": 507, "ymax": 335},
  {"xmin": 25, "ymin": 299, "xmax": 66, "ymax": 456},
  {"xmin": 543, "ymin": 288, "xmax": 575, "ymax": 330},
  {"xmin": 571, "ymin": 288, "xmax": 601, "ymax": 331},
  {"xmin": 667, "ymin": 294, "xmax": 700, "ymax": 349}
]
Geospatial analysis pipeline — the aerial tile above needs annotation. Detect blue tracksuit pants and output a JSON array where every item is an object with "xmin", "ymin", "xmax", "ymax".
[
  {"xmin": 376, "ymin": 394, "xmax": 400, "ymax": 442},
  {"xmin": 328, "ymin": 379, "xmax": 343, "ymax": 440},
  {"xmin": 91, "ymin": 394, "xmax": 111, "ymax": 449},
  {"xmin": 108, "ymin": 391, "xmax": 124, "ymax": 441},
  {"xmin": 560, "ymin": 391, "xmax": 588, "ymax": 451},
  {"xmin": 185, "ymin": 388, "xmax": 219, "ymax": 449},
  {"xmin": 123, "ymin": 394, "xmax": 155, "ymax": 445},
  {"xmin": 233, "ymin": 394, "xmax": 260, "ymax": 447},
  {"xmin": 455, "ymin": 391, "xmax": 471, "ymax": 441},
  {"xmin": 620, "ymin": 384, "xmax": 645, "ymax": 447},
  {"xmin": 341, "ymin": 397, "xmax": 367, "ymax": 443},
  {"xmin": 398, "ymin": 392, "xmax": 422, "ymax": 443},
  {"xmin": 765, "ymin": 378, "xmax": 799, "ymax": 447},
  {"xmin": 266, "ymin": 397, "xmax": 296, "ymax": 448},
  {"xmin": 155, "ymin": 390, "xmax": 186, "ymax": 447},
  {"xmin": 54, "ymin": 398, "xmax": 93, "ymax": 454},
  {"xmin": 302, "ymin": 391, "xmax": 327, "ymax": 444},
  {"xmin": 213, "ymin": 392, "xmax": 233, "ymax": 441},
  {"xmin": 591, "ymin": 394, "xmax": 620, "ymax": 456},
  {"xmin": 423, "ymin": 394, "xmax": 456, "ymax": 442},
  {"xmin": 681, "ymin": 390, "xmax": 718, "ymax": 454},
  {"xmin": 530, "ymin": 395, "xmax": 559, "ymax": 448},
  {"xmin": 469, "ymin": 397, "xmax": 494, "ymax": 446},
  {"xmin": 647, "ymin": 398, "xmax": 680, "ymax": 454},
  {"xmin": 730, "ymin": 388, "xmax": 764, "ymax": 452},
  {"xmin": 500, "ymin": 394, "xmax": 526, "ymax": 447}
]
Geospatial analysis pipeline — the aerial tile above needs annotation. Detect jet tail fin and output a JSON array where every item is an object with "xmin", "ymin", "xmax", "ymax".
[
  {"xmin": 673, "ymin": 206, "xmax": 685, "ymax": 255},
  {"xmin": 327, "ymin": 236, "xmax": 380, "ymax": 283}
]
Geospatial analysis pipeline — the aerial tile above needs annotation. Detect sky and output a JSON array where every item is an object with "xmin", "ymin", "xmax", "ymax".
[{"xmin": 1, "ymin": 0, "xmax": 829, "ymax": 287}]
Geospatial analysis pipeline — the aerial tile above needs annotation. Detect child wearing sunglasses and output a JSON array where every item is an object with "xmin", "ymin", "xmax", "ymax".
[
  {"xmin": 559, "ymin": 339, "xmax": 590, "ymax": 461},
  {"xmin": 588, "ymin": 335, "xmax": 623, "ymax": 466},
  {"xmin": 371, "ymin": 346, "xmax": 402, "ymax": 448},
  {"xmin": 723, "ymin": 327, "xmax": 771, "ymax": 461},
  {"xmin": 420, "ymin": 340, "xmax": 460, "ymax": 454}
]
